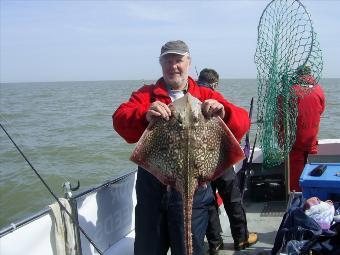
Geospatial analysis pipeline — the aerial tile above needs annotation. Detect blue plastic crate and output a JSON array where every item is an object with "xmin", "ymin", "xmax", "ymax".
[{"xmin": 299, "ymin": 163, "xmax": 340, "ymax": 200}]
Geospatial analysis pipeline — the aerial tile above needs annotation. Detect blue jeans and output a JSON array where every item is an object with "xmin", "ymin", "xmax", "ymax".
[{"xmin": 134, "ymin": 167, "xmax": 213, "ymax": 255}]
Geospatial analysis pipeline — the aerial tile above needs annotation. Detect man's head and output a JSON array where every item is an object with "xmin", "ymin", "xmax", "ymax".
[
  {"xmin": 159, "ymin": 40, "xmax": 191, "ymax": 90},
  {"xmin": 296, "ymin": 65, "xmax": 312, "ymax": 76},
  {"xmin": 295, "ymin": 65, "xmax": 316, "ymax": 86},
  {"xmin": 197, "ymin": 68, "xmax": 219, "ymax": 90}
]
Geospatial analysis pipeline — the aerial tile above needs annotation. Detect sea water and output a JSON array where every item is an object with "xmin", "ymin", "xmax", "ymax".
[{"xmin": 0, "ymin": 78, "xmax": 339, "ymax": 228}]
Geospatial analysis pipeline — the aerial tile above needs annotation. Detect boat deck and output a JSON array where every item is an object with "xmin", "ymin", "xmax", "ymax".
[{"xmin": 203, "ymin": 200, "xmax": 286, "ymax": 255}]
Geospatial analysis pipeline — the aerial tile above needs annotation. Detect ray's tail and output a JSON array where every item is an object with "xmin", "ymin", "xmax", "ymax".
[{"xmin": 182, "ymin": 192, "xmax": 193, "ymax": 255}]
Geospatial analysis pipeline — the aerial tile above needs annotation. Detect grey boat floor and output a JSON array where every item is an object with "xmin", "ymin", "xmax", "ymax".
[{"xmin": 203, "ymin": 200, "xmax": 287, "ymax": 255}]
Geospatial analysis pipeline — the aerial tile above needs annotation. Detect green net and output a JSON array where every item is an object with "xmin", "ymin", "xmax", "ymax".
[{"xmin": 254, "ymin": 0, "xmax": 323, "ymax": 168}]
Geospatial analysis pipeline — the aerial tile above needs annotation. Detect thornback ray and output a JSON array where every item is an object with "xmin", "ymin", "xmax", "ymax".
[{"xmin": 130, "ymin": 93, "xmax": 245, "ymax": 255}]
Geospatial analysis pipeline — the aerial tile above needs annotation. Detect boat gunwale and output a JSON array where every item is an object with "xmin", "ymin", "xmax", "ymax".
[
  {"xmin": 72, "ymin": 169, "xmax": 136, "ymax": 199},
  {"xmin": 0, "ymin": 207, "xmax": 50, "ymax": 237}
]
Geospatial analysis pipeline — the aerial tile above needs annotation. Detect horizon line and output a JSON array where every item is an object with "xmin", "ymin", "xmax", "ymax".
[{"xmin": 1, "ymin": 77, "xmax": 339, "ymax": 84}]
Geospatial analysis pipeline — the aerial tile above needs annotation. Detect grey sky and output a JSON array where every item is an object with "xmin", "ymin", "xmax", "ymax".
[{"xmin": 1, "ymin": 1, "xmax": 339, "ymax": 83}]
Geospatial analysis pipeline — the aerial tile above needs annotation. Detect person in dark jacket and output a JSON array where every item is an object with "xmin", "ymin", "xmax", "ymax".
[
  {"xmin": 197, "ymin": 68, "xmax": 258, "ymax": 253},
  {"xmin": 112, "ymin": 40, "xmax": 250, "ymax": 255}
]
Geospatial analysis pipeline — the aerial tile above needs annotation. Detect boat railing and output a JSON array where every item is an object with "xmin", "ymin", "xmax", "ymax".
[
  {"xmin": 0, "ymin": 207, "xmax": 51, "ymax": 238},
  {"xmin": 73, "ymin": 170, "xmax": 136, "ymax": 199}
]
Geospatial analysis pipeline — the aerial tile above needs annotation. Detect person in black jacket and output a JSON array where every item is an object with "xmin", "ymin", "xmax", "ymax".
[{"xmin": 197, "ymin": 68, "xmax": 258, "ymax": 254}]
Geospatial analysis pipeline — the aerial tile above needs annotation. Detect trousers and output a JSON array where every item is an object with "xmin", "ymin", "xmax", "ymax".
[
  {"xmin": 208, "ymin": 169, "xmax": 249, "ymax": 245},
  {"xmin": 134, "ymin": 167, "xmax": 214, "ymax": 255},
  {"xmin": 289, "ymin": 149, "xmax": 313, "ymax": 192}
]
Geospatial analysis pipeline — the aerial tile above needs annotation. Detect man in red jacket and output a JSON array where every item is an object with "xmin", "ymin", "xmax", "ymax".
[
  {"xmin": 289, "ymin": 65, "xmax": 326, "ymax": 192},
  {"xmin": 112, "ymin": 40, "xmax": 250, "ymax": 255}
]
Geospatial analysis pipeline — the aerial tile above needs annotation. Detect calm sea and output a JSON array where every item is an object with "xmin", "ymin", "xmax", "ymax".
[{"xmin": 0, "ymin": 78, "xmax": 339, "ymax": 228}]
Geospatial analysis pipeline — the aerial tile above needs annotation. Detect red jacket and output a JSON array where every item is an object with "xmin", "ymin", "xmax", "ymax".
[
  {"xmin": 292, "ymin": 77, "xmax": 326, "ymax": 152},
  {"xmin": 112, "ymin": 76, "xmax": 250, "ymax": 144}
]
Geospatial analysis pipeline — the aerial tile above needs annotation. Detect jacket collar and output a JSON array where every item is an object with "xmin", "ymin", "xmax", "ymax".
[
  {"xmin": 153, "ymin": 78, "xmax": 170, "ymax": 97},
  {"xmin": 298, "ymin": 74, "xmax": 317, "ymax": 86},
  {"xmin": 187, "ymin": 76, "xmax": 202, "ymax": 98}
]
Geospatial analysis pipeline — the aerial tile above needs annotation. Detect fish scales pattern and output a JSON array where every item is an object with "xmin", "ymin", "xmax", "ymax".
[
  {"xmin": 190, "ymin": 119, "xmax": 229, "ymax": 180},
  {"xmin": 140, "ymin": 115, "xmax": 227, "ymax": 183}
]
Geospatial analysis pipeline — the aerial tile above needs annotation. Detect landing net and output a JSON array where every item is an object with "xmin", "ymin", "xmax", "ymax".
[{"xmin": 254, "ymin": 0, "xmax": 323, "ymax": 168}]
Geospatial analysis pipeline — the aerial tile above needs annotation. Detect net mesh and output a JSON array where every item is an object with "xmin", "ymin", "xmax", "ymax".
[{"xmin": 254, "ymin": 0, "xmax": 323, "ymax": 168}]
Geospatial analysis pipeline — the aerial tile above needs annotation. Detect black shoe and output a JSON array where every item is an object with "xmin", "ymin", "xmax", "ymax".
[{"xmin": 209, "ymin": 237, "xmax": 224, "ymax": 255}]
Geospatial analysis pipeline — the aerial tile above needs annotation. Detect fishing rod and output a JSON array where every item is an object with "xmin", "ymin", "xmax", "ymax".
[
  {"xmin": 195, "ymin": 65, "xmax": 199, "ymax": 77},
  {"xmin": 239, "ymin": 133, "xmax": 258, "ymax": 200},
  {"xmin": 245, "ymin": 97, "xmax": 254, "ymax": 158},
  {"xmin": 248, "ymin": 134, "xmax": 258, "ymax": 173},
  {"xmin": 0, "ymin": 123, "xmax": 103, "ymax": 255},
  {"xmin": 238, "ymin": 97, "xmax": 254, "ymax": 198}
]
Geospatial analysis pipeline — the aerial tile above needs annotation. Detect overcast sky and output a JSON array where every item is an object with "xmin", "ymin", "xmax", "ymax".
[{"xmin": 1, "ymin": 0, "xmax": 339, "ymax": 83}]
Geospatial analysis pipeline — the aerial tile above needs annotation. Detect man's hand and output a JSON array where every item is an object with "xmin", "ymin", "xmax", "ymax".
[
  {"xmin": 201, "ymin": 99, "xmax": 225, "ymax": 119},
  {"xmin": 146, "ymin": 101, "xmax": 171, "ymax": 122}
]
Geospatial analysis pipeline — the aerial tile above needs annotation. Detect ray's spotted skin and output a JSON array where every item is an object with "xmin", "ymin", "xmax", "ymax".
[{"xmin": 131, "ymin": 93, "xmax": 245, "ymax": 255}]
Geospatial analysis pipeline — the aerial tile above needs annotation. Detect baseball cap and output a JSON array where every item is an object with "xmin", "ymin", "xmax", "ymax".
[{"xmin": 160, "ymin": 40, "xmax": 190, "ymax": 58}]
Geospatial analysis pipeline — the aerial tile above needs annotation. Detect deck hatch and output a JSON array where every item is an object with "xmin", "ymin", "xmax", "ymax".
[{"xmin": 260, "ymin": 201, "xmax": 286, "ymax": 217}]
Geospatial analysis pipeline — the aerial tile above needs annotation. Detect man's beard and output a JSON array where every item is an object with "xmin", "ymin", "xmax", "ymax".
[{"xmin": 165, "ymin": 75, "xmax": 187, "ymax": 89}]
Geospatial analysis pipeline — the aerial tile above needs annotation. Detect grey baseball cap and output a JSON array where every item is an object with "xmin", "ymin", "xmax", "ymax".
[{"xmin": 160, "ymin": 40, "xmax": 190, "ymax": 57}]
